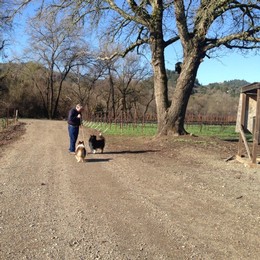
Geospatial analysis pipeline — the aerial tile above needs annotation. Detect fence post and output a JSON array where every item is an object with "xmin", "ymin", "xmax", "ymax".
[
  {"xmin": 6, "ymin": 108, "xmax": 9, "ymax": 127},
  {"xmin": 15, "ymin": 110, "xmax": 18, "ymax": 124}
]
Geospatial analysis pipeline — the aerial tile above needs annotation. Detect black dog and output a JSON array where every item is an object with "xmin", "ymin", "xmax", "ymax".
[{"xmin": 88, "ymin": 134, "xmax": 105, "ymax": 153}]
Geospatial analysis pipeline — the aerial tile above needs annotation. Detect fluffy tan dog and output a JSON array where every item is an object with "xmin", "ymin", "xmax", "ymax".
[{"xmin": 75, "ymin": 141, "xmax": 87, "ymax": 162}]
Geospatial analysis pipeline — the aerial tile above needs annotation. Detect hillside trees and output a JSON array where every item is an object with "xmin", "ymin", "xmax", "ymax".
[
  {"xmin": 25, "ymin": 12, "xmax": 92, "ymax": 119},
  {"xmin": 66, "ymin": 60, "xmax": 107, "ymax": 117},
  {"xmin": 110, "ymin": 54, "xmax": 152, "ymax": 120},
  {"xmin": 39, "ymin": 0, "xmax": 259, "ymax": 135},
  {"xmin": 88, "ymin": 53, "xmax": 154, "ymax": 121},
  {"xmin": 0, "ymin": 62, "xmax": 44, "ymax": 117},
  {"xmin": 0, "ymin": 63, "xmax": 9, "ymax": 102},
  {"xmin": 5, "ymin": 1, "xmax": 260, "ymax": 125},
  {"xmin": 0, "ymin": 59, "xmax": 247, "ymax": 120},
  {"xmin": 0, "ymin": 0, "xmax": 14, "ymax": 108},
  {"xmin": 188, "ymin": 90, "xmax": 239, "ymax": 116}
]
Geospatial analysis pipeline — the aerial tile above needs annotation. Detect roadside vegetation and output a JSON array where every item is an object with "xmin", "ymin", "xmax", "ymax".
[
  {"xmin": 83, "ymin": 121, "xmax": 240, "ymax": 141},
  {"xmin": 0, "ymin": 60, "xmax": 249, "ymax": 142},
  {"xmin": 1, "ymin": 1, "xmax": 260, "ymax": 136},
  {"xmin": 0, "ymin": 60, "xmax": 248, "ymax": 121}
]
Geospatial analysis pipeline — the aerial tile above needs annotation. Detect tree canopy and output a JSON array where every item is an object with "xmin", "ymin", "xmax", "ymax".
[{"xmin": 5, "ymin": 1, "xmax": 260, "ymax": 134}]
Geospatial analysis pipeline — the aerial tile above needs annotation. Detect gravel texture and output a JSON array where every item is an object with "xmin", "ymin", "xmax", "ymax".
[{"xmin": 0, "ymin": 119, "xmax": 259, "ymax": 260}]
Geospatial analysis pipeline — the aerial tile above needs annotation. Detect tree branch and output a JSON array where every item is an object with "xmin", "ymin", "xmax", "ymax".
[
  {"xmin": 0, "ymin": 40, "xmax": 6, "ymax": 51},
  {"xmin": 97, "ymin": 38, "xmax": 149, "ymax": 61},
  {"xmin": 105, "ymin": 0, "xmax": 147, "ymax": 26},
  {"xmin": 173, "ymin": 0, "xmax": 190, "ymax": 42},
  {"xmin": 127, "ymin": 0, "xmax": 151, "ymax": 23},
  {"xmin": 164, "ymin": 36, "xmax": 180, "ymax": 48},
  {"xmin": 205, "ymin": 27, "xmax": 260, "ymax": 51}
]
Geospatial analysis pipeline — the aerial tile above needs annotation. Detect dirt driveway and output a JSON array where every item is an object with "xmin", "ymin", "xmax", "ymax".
[{"xmin": 0, "ymin": 119, "xmax": 259, "ymax": 260}]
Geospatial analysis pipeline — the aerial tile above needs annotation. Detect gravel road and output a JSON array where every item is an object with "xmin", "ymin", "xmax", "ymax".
[{"xmin": 0, "ymin": 119, "xmax": 259, "ymax": 260}]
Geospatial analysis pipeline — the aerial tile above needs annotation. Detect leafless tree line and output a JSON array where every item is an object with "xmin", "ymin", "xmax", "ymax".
[
  {"xmin": 0, "ymin": 54, "xmax": 155, "ymax": 120},
  {"xmin": 1, "ymin": 0, "xmax": 260, "ymax": 136},
  {"xmin": 1, "ymin": 8, "xmax": 155, "ymax": 120}
]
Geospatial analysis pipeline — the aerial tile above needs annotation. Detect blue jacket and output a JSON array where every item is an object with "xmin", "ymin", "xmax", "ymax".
[{"xmin": 67, "ymin": 108, "xmax": 81, "ymax": 126}]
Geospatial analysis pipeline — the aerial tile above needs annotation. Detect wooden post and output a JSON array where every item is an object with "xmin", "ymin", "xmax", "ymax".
[
  {"xmin": 238, "ymin": 93, "xmax": 246, "ymax": 157},
  {"xmin": 252, "ymin": 89, "xmax": 260, "ymax": 163},
  {"xmin": 15, "ymin": 110, "xmax": 18, "ymax": 124},
  {"xmin": 6, "ymin": 108, "xmax": 9, "ymax": 127},
  {"xmin": 239, "ymin": 125, "xmax": 252, "ymax": 161}
]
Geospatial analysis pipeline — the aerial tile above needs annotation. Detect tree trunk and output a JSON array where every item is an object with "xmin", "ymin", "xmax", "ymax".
[
  {"xmin": 150, "ymin": 30, "xmax": 169, "ymax": 133},
  {"xmin": 158, "ymin": 51, "xmax": 202, "ymax": 136},
  {"xmin": 108, "ymin": 69, "xmax": 116, "ymax": 119},
  {"xmin": 53, "ymin": 70, "xmax": 70, "ymax": 118}
]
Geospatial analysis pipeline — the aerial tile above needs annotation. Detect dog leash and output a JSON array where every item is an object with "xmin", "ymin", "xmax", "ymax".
[{"xmin": 80, "ymin": 123, "xmax": 85, "ymax": 141}]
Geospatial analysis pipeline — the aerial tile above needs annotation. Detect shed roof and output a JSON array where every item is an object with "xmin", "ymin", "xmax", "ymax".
[{"xmin": 241, "ymin": 82, "xmax": 260, "ymax": 94}]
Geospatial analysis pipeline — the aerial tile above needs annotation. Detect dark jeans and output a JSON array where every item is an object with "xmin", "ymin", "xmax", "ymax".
[{"xmin": 68, "ymin": 125, "xmax": 79, "ymax": 152}]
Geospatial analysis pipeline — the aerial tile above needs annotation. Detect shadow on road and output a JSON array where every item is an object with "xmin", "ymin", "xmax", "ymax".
[
  {"xmin": 85, "ymin": 149, "xmax": 159, "ymax": 163},
  {"xmin": 102, "ymin": 149, "xmax": 160, "ymax": 154},
  {"xmin": 87, "ymin": 158, "xmax": 112, "ymax": 163}
]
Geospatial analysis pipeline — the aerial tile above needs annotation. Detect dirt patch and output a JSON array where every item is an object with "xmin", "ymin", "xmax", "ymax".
[{"xmin": 0, "ymin": 122, "xmax": 26, "ymax": 147}]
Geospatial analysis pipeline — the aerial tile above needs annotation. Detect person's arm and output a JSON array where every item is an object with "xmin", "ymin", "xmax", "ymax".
[{"xmin": 68, "ymin": 109, "xmax": 79, "ymax": 125}]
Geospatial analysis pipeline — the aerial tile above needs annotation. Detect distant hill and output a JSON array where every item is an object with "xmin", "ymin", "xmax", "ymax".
[
  {"xmin": 166, "ymin": 69, "xmax": 250, "ymax": 97},
  {"xmin": 201, "ymin": 80, "xmax": 250, "ymax": 96},
  {"xmin": 165, "ymin": 69, "xmax": 251, "ymax": 116}
]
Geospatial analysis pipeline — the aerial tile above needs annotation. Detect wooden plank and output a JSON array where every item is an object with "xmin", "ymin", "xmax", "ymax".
[
  {"xmin": 239, "ymin": 124, "xmax": 252, "ymax": 161},
  {"xmin": 241, "ymin": 82, "xmax": 260, "ymax": 93},
  {"xmin": 236, "ymin": 155, "xmax": 260, "ymax": 168},
  {"xmin": 256, "ymin": 89, "xmax": 260, "ymax": 145},
  {"xmin": 252, "ymin": 89, "xmax": 260, "ymax": 163},
  {"xmin": 237, "ymin": 93, "xmax": 246, "ymax": 156}
]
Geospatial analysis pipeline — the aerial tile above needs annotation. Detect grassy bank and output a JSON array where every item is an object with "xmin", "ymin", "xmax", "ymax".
[{"xmin": 83, "ymin": 121, "xmax": 240, "ymax": 141}]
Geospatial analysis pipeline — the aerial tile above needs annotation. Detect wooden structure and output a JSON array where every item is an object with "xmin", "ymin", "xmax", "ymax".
[{"xmin": 236, "ymin": 82, "xmax": 260, "ymax": 165}]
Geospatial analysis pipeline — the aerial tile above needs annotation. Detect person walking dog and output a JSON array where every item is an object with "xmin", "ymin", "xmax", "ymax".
[{"xmin": 67, "ymin": 104, "xmax": 83, "ymax": 154}]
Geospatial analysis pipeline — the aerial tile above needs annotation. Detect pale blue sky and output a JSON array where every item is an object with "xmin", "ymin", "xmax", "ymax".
[
  {"xmin": 191, "ymin": 53, "xmax": 259, "ymax": 85},
  {"xmin": 164, "ymin": 44, "xmax": 260, "ymax": 85},
  {"xmin": 4, "ymin": 3, "xmax": 260, "ymax": 86}
]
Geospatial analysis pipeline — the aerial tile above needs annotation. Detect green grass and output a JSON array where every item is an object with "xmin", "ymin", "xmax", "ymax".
[
  {"xmin": 185, "ymin": 124, "xmax": 239, "ymax": 140},
  {"xmin": 83, "ymin": 121, "xmax": 241, "ymax": 140},
  {"xmin": 83, "ymin": 121, "xmax": 157, "ymax": 136}
]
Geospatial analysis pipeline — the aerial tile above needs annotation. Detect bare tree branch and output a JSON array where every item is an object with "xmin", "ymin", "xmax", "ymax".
[
  {"xmin": 205, "ymin": 26, "xmax": 260, "ymax": 51},
  {"xmin": 97, "ymin": 38, "xmax": 149, "ymax": 61}
]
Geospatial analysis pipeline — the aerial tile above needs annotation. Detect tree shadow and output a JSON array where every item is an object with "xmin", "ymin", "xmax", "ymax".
[
  {"xmin": 101, "ymin": 149, "xmax": 160, "ymax": 155},
  {"xmin": 223, "ymin": 138, "xmax": 253, "ymax": 143},
  {"xmin": 86, "ymin": 158, "xmax": 112, "ymax": 163},
  {"xmin": 222, "ymin": 138, "xmax": 239, "ymax": 142}
]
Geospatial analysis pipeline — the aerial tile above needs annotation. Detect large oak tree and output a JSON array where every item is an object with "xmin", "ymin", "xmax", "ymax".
[
  {"xmin": 10, "ymin": 0, "xmax": 260, "ymax": 134},
  {"xmin": 50, "ymin": 0, "xmax": 260, "ymax": 135}
]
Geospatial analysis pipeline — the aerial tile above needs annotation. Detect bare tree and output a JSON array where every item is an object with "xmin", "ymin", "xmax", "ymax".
[
  {"xmin": 92, "ymin": 47, "xmax": 153, "ymax": 121},
  {"xmin": 67, "ymin": 60, "xmax": 106, "ymax": 117},
  {"xmin": 25, "ymin": 12, "xmax": 91, "ymax": 118},
  {"xmin": 113, "ymin": 54, "xmax": 152, "ymax": 120},
  {"xmin": 9, "ymin": 0, "xmax": 260, "ymax": 134},
  {"xmin": 46, "ymin": 0, "xmax": 259, "ymax": 134},
  {"xmin": 0, "ymin": 0, "xmax": 14, "ymax": 57},
  {"xmin": 139, "ymin": 77, "xmax": 155, "ymax": 118},
  {"xmin": 0, "ymin": 1, "xmax": 8, "ymax": 52}
]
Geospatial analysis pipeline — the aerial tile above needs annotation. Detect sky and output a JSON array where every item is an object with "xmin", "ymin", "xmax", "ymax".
[
  {"xmin": 164, "ymin": 44, "xmax": 260, "ymax": 85},
  {"xmin": 190, "ymin": 53, "xmax": 259, "ymax": 85},
  {"xmin": 3, "ymin": 3, "xmax": 260, "ymax": 86}
]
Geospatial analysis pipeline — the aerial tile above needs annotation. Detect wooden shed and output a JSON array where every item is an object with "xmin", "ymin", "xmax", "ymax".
[{"xmin": 236, "ymin": 82, "xmax": 260, "ymax": 166}]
